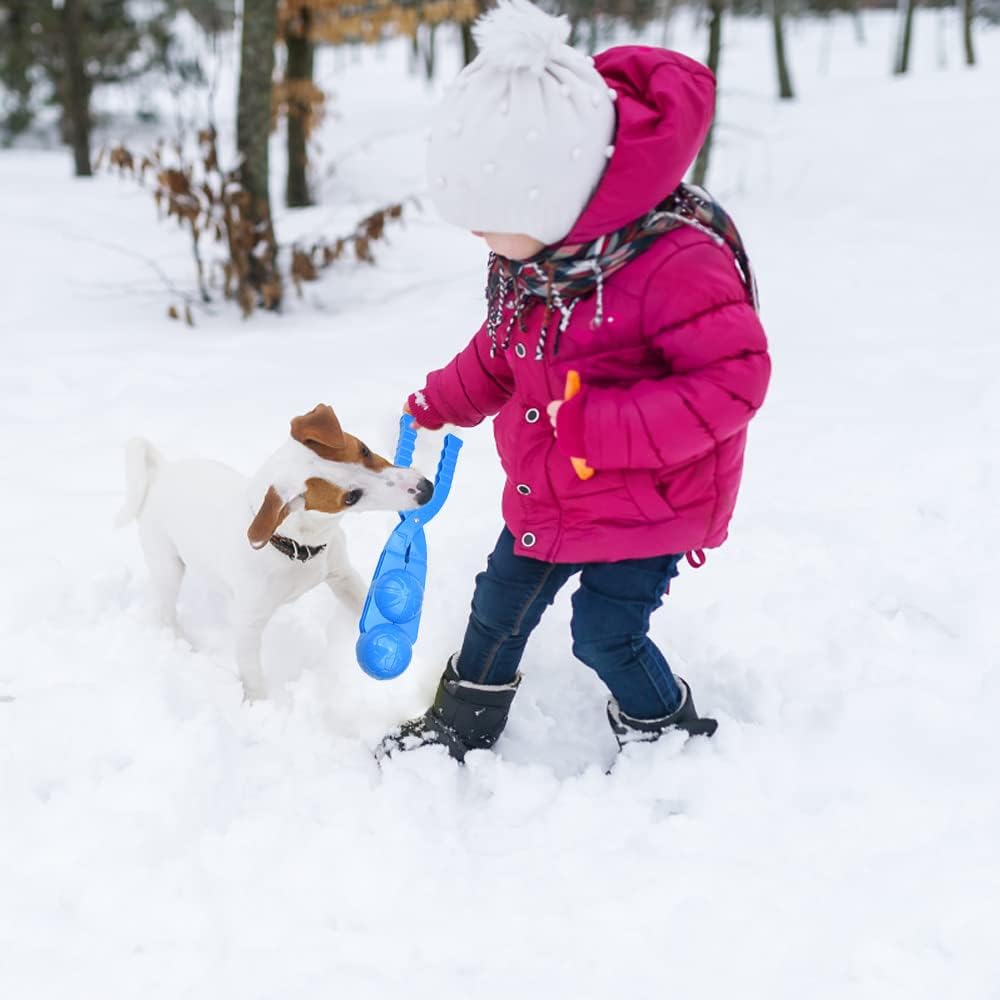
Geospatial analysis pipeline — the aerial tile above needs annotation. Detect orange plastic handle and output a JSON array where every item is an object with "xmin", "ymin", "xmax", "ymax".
[{"xmin": 564, "ymin": 371, "xmax": 595, "ymax": 481}]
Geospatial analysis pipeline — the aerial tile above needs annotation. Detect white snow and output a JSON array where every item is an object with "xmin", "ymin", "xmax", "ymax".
[{"xmin": 2, "ymin": 12, "xmax": 999, "ymax": 999}]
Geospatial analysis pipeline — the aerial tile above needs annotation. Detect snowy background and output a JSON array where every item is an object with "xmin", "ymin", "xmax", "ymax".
[{"xmin": 2, "ymin": 11, "xmax": 999, "ymax": 998}]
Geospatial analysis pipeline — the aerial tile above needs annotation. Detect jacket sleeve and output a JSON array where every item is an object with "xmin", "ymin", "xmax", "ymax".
[
  {"xmin": 411, "ymin": 321, "xmax": 515, "ymax": 429},
  {"xmin": 559, "ymin": 240, "xmax": 771, "ymax": 471}
]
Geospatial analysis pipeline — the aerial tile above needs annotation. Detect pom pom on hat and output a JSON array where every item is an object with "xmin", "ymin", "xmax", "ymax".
[
  {"xmin": 426, "ymin": 0, "xmax": 616, "ymax": 247},
  {"xmin": 472, "ymin": 0, "xmax": 571, "ymax": 73}
]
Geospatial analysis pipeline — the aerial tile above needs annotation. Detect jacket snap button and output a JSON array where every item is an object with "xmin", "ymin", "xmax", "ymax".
[
  {"xmin": 514, "ymin": 344, "xmax": 526, "ymax": 358},
  {"xmin": 525, "ymin": 408, "xmax": 540, "ymax": 423},
  {"xmin": 521, "ymin": 532, "xmax": 536, "ymax": 548},
  {"xmin": 516, "ymin": 483, "xmax": 531, "ymax": 496}
]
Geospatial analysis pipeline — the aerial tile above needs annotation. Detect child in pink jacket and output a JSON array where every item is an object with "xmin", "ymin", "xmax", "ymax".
[{"xmin": 378, "ymin": 0, "xmax": 770, "ymax": 762}]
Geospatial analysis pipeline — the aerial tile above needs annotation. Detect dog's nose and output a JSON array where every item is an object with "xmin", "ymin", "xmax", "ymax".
[{"xmin": 413, "ymin": 477, "xmax": 434, "ymax": 506}]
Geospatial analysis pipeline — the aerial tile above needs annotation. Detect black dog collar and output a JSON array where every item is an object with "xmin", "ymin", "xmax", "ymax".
[{"xmin": 269, "ymin": 533, "xmax": 327, "ymax": 563}]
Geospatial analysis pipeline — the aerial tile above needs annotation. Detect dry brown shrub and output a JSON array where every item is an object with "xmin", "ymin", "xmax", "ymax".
[
  {"xmin": 104, "ymin": 130, "xmax": 412, "ymax": 318},
  {"xmin": 104, "ymin": 129, "xmax": 282, "ymax": 318},
  {"xmin": 287, "ymin": 201, "xmax": 410, "ymax": 298}
]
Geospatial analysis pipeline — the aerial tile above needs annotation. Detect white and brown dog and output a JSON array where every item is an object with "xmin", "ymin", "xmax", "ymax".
[{"xmin": 117, "ymin": 404, "xmax": 432, "ymax": 700}]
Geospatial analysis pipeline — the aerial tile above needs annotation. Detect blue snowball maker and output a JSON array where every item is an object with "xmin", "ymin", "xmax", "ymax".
[
  {"xmin": 356, "ymin": 624, "xmax": 413, "ymax": 680},
  {"xmin": 373, "ymin": 569, "xmax": 424, "ymax": 624},
  {"xmin": 356, "ymin": 417, "xmax": 463, "ymax": 681}
]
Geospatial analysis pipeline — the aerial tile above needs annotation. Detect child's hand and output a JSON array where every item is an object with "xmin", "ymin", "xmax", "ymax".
[
  {"xmin": 403, "ymin": 402, "xmax": 424, "ymax": 431},
  {"xmin": 405, "ymin": 390, "xmax": 447, "ymax": 432},
  {"xmin": 546, "ymin": 399, "xmax": 563, "ymax": 435}
]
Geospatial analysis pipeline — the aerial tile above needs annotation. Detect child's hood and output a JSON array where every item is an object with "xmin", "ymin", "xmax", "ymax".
[{"xmin": 562, "ymin": 47, "xmax": 715, "ymax": 245}]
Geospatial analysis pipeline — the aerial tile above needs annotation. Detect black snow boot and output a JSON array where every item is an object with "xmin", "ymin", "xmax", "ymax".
[
  {"xmin": 607, "ymin": 678, "xmax": 718, "ymax": 750},
  {"xmin": 376, "ymin": 658, "xmax": 520, "ymax": 763}
]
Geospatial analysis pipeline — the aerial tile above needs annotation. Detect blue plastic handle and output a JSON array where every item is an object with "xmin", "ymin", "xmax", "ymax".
[
  {"xmin": 394, "ymin": 416, "xmax": 417, "ymax": 469},
  {"xmin": 356, "ymin": 418, "xmax": 463, "ymax": 680}
]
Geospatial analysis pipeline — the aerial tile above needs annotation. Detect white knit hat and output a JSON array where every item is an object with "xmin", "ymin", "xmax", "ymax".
[{"xmin": 426, "ymin": 0, "xmax": 616, "ymax": 247}]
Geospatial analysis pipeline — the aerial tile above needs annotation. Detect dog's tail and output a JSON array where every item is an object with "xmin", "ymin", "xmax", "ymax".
[{"xmin": 115, "ymin": 437, "xmax": 163, "ymax": 528}]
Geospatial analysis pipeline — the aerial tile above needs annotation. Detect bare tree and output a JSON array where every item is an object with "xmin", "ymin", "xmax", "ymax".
[
  {"xmin": 659, "ymin": 0, "xmax": 679, "ymax": 47},
  {"xmin": 284, "ymin": 5, "xmax": 315, "ymax": 207},
  {"xmin": 771, "ymin": 0, "xmax": 795, "ymax": 99},
  {"xmin": 894, "ymin": 0, "xmax": 918, "ymax": 75},
  {"xmin": 850, "ymin": 0, "xmax": 867, "ymax": 45},
  {"xmin": 237, "ymin": 0, "xmax": 278, "ymax": 209},
  {"xmin": 61, "ymin": 0, "xmax": 92, "ymax": 176},
  {"xmin": 409, "ymin": 22, "xmax": 437, "ymax": 79},
  {"xmin": 691, "ymin": 0, "xmax": 724, "ymax": 188},
  {"xmin": 236, "ymin": 0, "xmax": 281, "ymax": 302},
  {"xmin": 461, "ymin": 0, "xmax": 484, "ymax": 65},
  {"xmin": 962, "ymin": 0, "xmax": 976, "ymax": 66},
  {"xmin": 460, "ymin": 20, "xmax": 476, "ymax": 65},
  {"xmin": 420, "ymin": 22, "xmax": 438, "ymax": 80}
]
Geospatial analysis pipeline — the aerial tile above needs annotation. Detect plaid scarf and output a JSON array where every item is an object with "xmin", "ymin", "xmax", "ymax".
[{"xmin": 485, "ymin": 183, "xmax": 759, "ymax": 360}]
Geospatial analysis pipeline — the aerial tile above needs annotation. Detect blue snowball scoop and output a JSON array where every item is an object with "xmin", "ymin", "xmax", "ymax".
[
  {"xmin": 356, "ymin": 623, "xmax": 413, "ymax": 681},
  {"xmin": 356, "ymin": 417, "xmax": 462, "ymax": 680},
  {"xmin": 374, "ymin": 569, "xmax": 424, "ymax": 624}
]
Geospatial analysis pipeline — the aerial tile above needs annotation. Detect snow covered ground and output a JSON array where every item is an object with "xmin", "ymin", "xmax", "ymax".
[{"xmin": 2, "ymin": 11, "xmax": 999, "ymax": 998}]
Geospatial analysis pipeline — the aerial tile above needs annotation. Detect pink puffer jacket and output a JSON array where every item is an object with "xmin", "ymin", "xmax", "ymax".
[{"xmin": 410, "ymin": 47, "xmax": 771, "ymax": 564}]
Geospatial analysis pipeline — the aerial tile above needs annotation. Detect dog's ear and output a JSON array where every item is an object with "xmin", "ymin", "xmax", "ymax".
[
  {"xmin": 290, "ymin": 404, "xmax": 346, "ymax": 460},
  {"xmin": 247, "ymin": 486, "xmax": 289, "ymax": 549}
]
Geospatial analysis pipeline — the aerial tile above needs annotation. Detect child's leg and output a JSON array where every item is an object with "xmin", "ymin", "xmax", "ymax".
[
  {"xmin": 457, "ymin": 527, "xmax": 578, "ymax": 685},
  {"xmin": 570, "ymin": 554, "xmax": 684, "ymax": 719}
]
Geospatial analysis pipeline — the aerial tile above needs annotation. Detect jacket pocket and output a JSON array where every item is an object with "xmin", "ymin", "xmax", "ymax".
[{"xmin": 624, "ymin": 469, "xmax": 677, "ymax": 523}]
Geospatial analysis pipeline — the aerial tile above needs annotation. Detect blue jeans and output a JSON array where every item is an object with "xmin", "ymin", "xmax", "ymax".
[{"xmin": 456, "ymin": 528, "xmax": 684, "ymax": 720}]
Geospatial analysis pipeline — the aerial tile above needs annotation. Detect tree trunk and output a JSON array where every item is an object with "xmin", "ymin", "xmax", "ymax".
[
  {"xmin": 461, "ymin": 21, "xmax": 476, "ymax": 65},
  {"xmin": 771, "ymin": 0, "xmax": 795, "ymax": 99},
  {"xmin": 819, "ymin": 14, "xmax": 834, "ymax": 77},
  {"xmin": 236, "ymin": 0, "xmax": 280, "ymax": 303},
  {"xmin": 284, "ymin": 6, "xmax": 314, "ymax": 208},
  {"xmin": 936, "ymin": 6, "xmax": 948, "ymax": 68},
  {"xmin": 894, "ymin": 0, "xmax": 918, "ymax": 75},
  {"xmin": 962, "ymin": 0, "xmax": 976, "ymax": 66},
  {"xmin": 691, "ymin": 0, "xmax": 723, "ymax": 188},
  {"xmin": 850, "ymin": 0, "xmax": 866, "ymax": 45},
  {"xmin": 61, "ymin": 0, "xmax": 92, "ymax": 177},
  {"xmin": 2, "ymin": 4, "xmax": 36, "ymax": 137},
  {"xmin": 460, "ymin": 0, "xmax": 482, "ymax": 65},
  {"xmin": 409, "ymin": 30, "xmax": 420, "ymax": 74},
  {"xmin": 237, "ymin": 0, "xmax": 278, "ymax": 213},
  {"xmin": 660, "ymin": 0, "xmax": 677, "ymax": 49},
  {"xmin": 422, "ymin": 23, "xmax": 437, "ymax": 80}
]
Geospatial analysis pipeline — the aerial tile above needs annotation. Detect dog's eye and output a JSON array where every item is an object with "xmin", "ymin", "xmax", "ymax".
[
  {"xmin": 343, "ymin": 489, "xmax": 363, "ymax": 507},
  {"xmin": 360, "ymin": 445, "xmax": 371, "ymax": 459}
]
